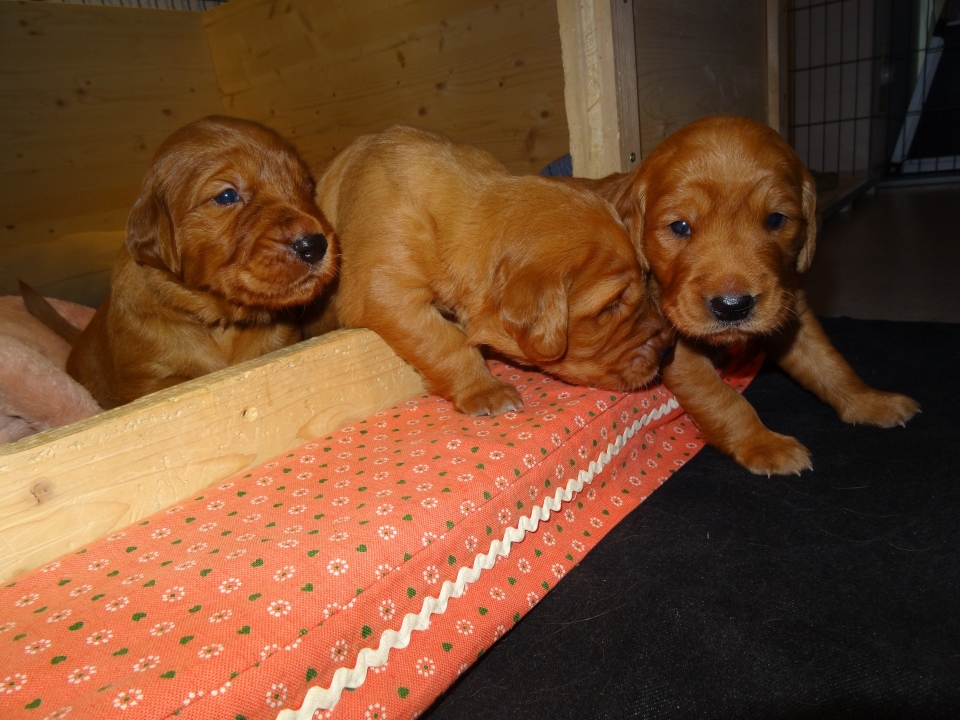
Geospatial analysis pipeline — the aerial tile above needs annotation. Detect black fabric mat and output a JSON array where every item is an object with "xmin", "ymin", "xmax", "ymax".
[{"xmin": 423, "ymin": 318, "xmax": 960, "ymax": 719}]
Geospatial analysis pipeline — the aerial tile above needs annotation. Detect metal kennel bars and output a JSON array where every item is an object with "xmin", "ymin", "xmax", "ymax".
[{"xmin": 789, "ymin": 0, "xmax": 960, "ymax": 184}]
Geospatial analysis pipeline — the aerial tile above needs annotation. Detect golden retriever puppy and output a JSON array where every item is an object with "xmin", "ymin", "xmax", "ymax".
[
  {"xmin": 65, "ymin": 116, "xmax": 337, "ymax": 409},
  {"xmin": 310, "ymin": 126, "xmax": 672, "ymax": 416},
  {"xmin": 569, "ymin": 115, "xmax": 919, "ymax": 474}
]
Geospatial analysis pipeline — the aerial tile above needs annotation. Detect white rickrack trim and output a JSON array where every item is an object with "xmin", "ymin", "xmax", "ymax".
[{"xmin": 277, "ymin": 396, "xmax": 680, "ymax": 719}]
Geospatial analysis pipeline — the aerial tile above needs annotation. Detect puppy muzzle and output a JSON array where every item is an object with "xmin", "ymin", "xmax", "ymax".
[{"xmin": 292, "ymin": 233, "xmax": 328, "ymax": 264}]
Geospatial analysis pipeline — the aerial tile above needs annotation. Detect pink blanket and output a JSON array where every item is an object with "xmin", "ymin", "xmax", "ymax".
[{"xmin": 0, "ymin": 296, "xmax": 100, "ymax": 444}]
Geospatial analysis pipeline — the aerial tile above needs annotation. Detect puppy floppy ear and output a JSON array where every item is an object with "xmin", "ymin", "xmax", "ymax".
[
  {"xmin": 126, "ymin": 175, "xmax": 180, "ymax": 276},
  {"xmin": 795, "ymin": 166, "xmax": 818, "ymax": 273},
  {"xmin": 621, "ymin": 182, "xmax": 651, "ymax": 274},
  {"xmin": 498, "ymin": 267, "xmax": 569, "ymax": 364},
  {"xmin": 599, "ymin": 171, "xmax": 650, "ymax": 274}
]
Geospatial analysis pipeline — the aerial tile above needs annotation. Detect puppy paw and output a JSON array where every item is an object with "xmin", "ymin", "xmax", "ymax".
[
  {"xmin": 838, "ymin": 390, "xmax": 920, "ymax": 428},
  {"xmin": 454, "ymin": 380, "xmax": 523, "ymax": 417},
  {"xmin": 732, "ymin": 431, "xmax": 813, "ymax": 477}
]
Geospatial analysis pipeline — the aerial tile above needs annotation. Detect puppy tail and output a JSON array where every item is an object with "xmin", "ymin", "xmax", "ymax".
[{"xmin": 18, "ymin": 279, "xmax": 82, "ymax": 345}]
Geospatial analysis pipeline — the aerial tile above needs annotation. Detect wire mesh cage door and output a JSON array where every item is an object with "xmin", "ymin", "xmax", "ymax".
[{"xmin": 789, "ymin": 0, "xmax": 960, "ymax": 185}]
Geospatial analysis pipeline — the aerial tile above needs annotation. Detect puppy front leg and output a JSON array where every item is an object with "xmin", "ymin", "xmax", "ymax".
[
  {"xmin": 770, "ymin": 295, "xmax": 920, "ymax": 427},
  {"xmin": 662, "ymin": 339, "xmax": 812, "ymax": 475},
  {"xmin": 357, "ymin": 291, "xmax": 522, "ymax": 417}
]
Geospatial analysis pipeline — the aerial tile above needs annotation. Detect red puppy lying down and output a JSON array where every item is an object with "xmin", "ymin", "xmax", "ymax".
[
  {"xmin": 567, "ymin": 115, "xmax": 919, "ymax": 474},
  {"xmin": 310, "ymin": 125, "xmax": 673, "ymax": 416}
]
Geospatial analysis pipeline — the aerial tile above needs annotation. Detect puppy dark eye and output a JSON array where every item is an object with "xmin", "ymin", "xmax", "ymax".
[
  {"xmin": 766, "ymin": 212, "xmax": 787, "ymax": 230},
  {"xmin": 668, "ymin": 220, "xmax": 691, "ymax": 238},
  {"xmin": 214, "ymin": 188, "xmax": 241, "ymax": 205}
]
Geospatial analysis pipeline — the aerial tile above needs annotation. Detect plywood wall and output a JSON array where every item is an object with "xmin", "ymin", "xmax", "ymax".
[
  {"xmin": 0, "ymin": 1, "xmax": 224, "ymax": 301},
  {"xmin": 202, "ymin": 0, "xmax": 569, "ymax": 175},
  {"xmin": 633, "ymin": 0, "xmax": 769, "ymax": 157}
]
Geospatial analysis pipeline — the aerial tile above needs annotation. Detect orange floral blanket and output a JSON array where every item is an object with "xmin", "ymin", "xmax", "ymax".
[{"xmin": 0, "ymin": 354, "xmax": 761, "ymax": 720}]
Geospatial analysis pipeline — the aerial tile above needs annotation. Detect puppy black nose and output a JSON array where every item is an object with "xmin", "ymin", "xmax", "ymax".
[
  {"xmin": 292, "ymin": 234, "xmax": 328, "ymax": 264},
  {"xmin": 708, "ymin": 294, "xmax": 755, "ymax": 322}
]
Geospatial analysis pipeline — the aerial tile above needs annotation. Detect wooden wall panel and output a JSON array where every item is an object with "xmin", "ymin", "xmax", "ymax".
[
  {"xmin": 0, "ymin": 2, "xmax": 224, "ymax": 245},
  {"xmin": 633, "ymin": 0, "xmax": 769, "ymax": 157},
  {"xmin": 0, "ymin": 228, "xmax": 124, "ymax": 307},
  {"xmin": 202, "ymin": 0, "xmax": 568, "ymax": 175}
]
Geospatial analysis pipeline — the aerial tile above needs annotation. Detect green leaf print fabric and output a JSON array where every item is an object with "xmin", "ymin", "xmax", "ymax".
[{"xmin": 0, "ymin": 354, "xmax": 761, "ymax": 720}]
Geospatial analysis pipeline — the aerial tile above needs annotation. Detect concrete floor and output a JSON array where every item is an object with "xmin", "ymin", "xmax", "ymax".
[{"xmin": 804, "ymin": 182, "xmax": 960, "ymax": 324}]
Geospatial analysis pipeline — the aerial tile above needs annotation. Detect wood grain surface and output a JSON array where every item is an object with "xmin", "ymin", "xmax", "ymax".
[
  {"xmin": 0, "ymin": 329, "xmax": 425, "ymax": 583},
  {"xmin": 558, "ymin": 0, "xmax": 642, "ymax": 177},
  {"xmin": 633, "ymin": 0, "xmax": 768, "ymax": 156},
  {"xmin": 202, "ymin": 0, "xmax": 568, "ymax": 175}
]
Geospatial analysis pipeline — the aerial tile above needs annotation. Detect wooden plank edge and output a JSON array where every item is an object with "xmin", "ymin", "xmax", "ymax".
[
  {"xmin": 766, "ymin": 0, "xmax": 788, "ymax": 137},
  {"xmin": 610, "ymin": 0, "xmax": 641, "ymax": 168},
  {"xmin": 558, "ymin": 0, "xmax": 640, "ymax": 178},
  {"xmin": 0, "ymin": 328, "xmax": 425, "ymax": 582}
]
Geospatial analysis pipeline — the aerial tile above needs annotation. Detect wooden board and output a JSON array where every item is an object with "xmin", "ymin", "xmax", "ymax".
[
  {"xmin": 633, "ymin": 0, "xmax": 769, "ymax": 157},
  {"xmin": 559, "ymin": 0, "xmax": 783, "ymax": 175},
  {"xmin": 558, "ymin": 0, "xmax": 642, "ymax": 178},
  {"xmin": 767, "ymin": 0, "xmax": 789, "ymax": 136},
  {"xmin": 201, "ymin": 0, "xmax": 568, "ymax": 175},
  {"xmin": 0, "ymin": 2, "xmax": 224, "ymax": 236},
  {"xmin": 0, "ymin": 329, "xmax": 425, "ymax": 583}
]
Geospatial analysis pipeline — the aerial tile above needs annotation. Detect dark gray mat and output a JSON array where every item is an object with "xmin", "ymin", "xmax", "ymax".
[{"xmin": 424, "ymin": 317, "xmax": 960, "ymax": 719}]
